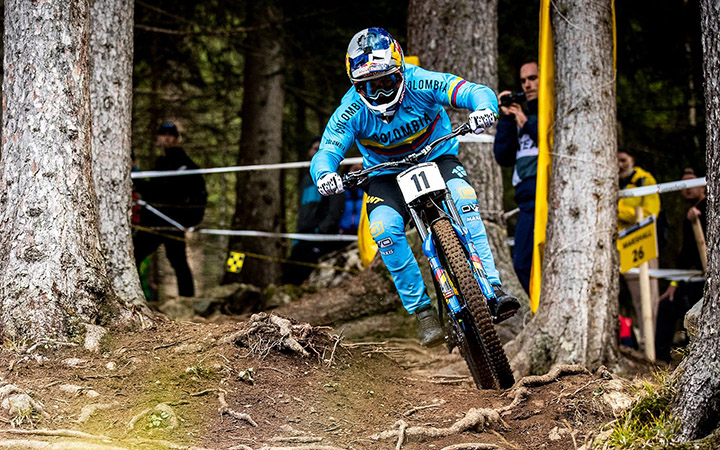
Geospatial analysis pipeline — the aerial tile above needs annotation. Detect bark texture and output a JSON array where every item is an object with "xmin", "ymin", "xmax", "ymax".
[
  {"xmin": 227, "ymin": 1, "xmax": 285, "ymax": 287},
  {"xmin": 670, "ymin": 0, "xmax": 720, "ymax": 440},
  {"xmin": 504, "ymin": 0, "xmax": 618, "ymax": 376},
  {"xmin": 407, "ymin": 0, "xmax": 527, "ymax": 309},
  {"xmin": 0, "ymin": 0, "xmax": 121, "ymax": 342},
  {"xmin": 89, "ymin": 0, "xmax": 148, "ymax": 314}
]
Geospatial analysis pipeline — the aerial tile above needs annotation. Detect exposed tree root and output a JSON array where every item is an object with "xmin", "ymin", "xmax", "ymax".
[
  {"xmin": 0, "ymin": 439, "xmax": 128, "ymax": 449},
  {"xmin": 126, "ymin": 402, "xmax": 179, "ymax": 431},
  {"xmin": 0, "ymin": 429, "xmax": 111, "ymax": 440},
  {"xmin": 218, "ymin": 389, "xmax": 257, "ymax": 427},
  {"xmin": 500, "ymin": 364, "xmax": 589, "ymax": 412},
  {"xmin": 372, "ymin": 408, "xmax": 506, "ymax": 442},
  {"xmin": 260, "ymin": 446, "xmax": 346, "ymax": 450},
  {"xmin": 372, "ymin": 364, "xmax": 590, "ymax": 446},
  {"xmin": 438, "ymin": 444, "xmax": 506, "ymax": 450},
  {"xmin": 224, "ymin": 313, "xmax": 335, "ymax": 360},
  {"xmin": 512, "ymin": 364, "xmax": 589, "ymax": 389},
  {"xmin": 0, "ymin": 382, "xmax": 50, "ymax": 423}
]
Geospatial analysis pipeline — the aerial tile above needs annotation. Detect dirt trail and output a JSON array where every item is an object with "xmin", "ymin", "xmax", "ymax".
[{"xmin": 0, "ymin": 315, "xmax": 635, "ymax": 450}]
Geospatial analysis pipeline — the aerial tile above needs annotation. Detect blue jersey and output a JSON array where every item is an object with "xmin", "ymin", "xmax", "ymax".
[{"xmin": 311, "ymin": 64, "xmax": 498, "ymax": 183}]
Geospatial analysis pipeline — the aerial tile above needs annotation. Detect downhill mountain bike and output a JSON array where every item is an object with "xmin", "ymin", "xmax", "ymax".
[{"xmin": 343, "ymin": 123, "xmax": 515, "ymax": 390}]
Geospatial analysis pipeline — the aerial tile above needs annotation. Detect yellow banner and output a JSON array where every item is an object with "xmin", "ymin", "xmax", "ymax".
[
  {"xmin": 530, "ymin": 0, "xmax": 555, "ymax": 313},
  {"xmin": 617, "ymin": 216, "xmax": 658, "ymax": 273}
]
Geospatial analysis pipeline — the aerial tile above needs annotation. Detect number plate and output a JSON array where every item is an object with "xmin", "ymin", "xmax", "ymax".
[{"xmin": 396, "ymin": 162, "xmax": 446, "ymax": 203}]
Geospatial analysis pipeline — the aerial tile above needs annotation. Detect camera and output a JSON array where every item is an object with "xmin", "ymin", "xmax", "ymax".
[{"xmin": 499, "ymin": 91, "xmax": 526, "ymax": 107}]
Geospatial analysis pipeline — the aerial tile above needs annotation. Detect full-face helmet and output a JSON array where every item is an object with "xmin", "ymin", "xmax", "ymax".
[{"xmin": 345, "ymin": 28, "xmax": 405, "ymax": 121}]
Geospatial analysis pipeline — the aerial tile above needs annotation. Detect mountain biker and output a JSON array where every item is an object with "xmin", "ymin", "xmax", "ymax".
[{"xmin": 311, "ymin": 27, "xmax": 520, "ymax": 347}]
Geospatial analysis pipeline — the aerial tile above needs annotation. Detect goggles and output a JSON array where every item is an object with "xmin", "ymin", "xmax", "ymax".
[{"xmin": 353, "ymin": 72, "xmax": 403, "ymax": 106}]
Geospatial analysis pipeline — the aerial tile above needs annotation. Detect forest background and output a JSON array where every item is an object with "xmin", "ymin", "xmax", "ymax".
[{"xmin": 2, "ymin": 0, "xmax": 705, "ymax": 294}]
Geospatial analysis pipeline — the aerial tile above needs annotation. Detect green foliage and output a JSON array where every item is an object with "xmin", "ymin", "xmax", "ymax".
[
  {"xmin": 149, "ymin": 410, "xmax": 170, "ymax": 428},
  {"xmin": 601, "ymin": 370, "xmax": 682, "ymax": 449}
]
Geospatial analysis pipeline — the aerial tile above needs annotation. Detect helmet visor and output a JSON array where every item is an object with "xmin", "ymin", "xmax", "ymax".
[{"xmin": 353, "ymin": 72, "xmax": 403, "ymax": 106}]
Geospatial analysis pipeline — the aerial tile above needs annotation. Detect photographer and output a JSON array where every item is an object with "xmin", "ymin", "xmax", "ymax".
[{"xmin": 493, "ymin": 60, "xmax": 539, "ymax": 294}]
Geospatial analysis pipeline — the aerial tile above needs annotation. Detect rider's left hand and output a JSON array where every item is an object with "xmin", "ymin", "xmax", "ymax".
[{"xmin": 469, "ymin": 108, "xmax": 497, "ymax": 134}]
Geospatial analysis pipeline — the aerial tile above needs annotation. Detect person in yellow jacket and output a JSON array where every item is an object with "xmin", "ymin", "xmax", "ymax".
[
  {"xmin": 618, "ymin": 150, "xmax": 661, "ymax": 229},
  {"xmin": 617, "ymin": 149, "xmax": 660, "ymax": 346}
]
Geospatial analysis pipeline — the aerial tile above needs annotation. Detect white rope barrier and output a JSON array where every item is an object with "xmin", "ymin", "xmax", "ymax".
[
  {"xmin": 619, "ymin": 177, "xmax": 706, "ymax": 198},
  {"xmin": 130, "ymin": 135, "xmax": 493, "ymax": 179},
  {"xmin": 198, "ymin": 229, "xmax": 357, "ymax": 241}
]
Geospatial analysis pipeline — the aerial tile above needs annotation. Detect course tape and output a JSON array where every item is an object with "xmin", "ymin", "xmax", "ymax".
[
  {"xmin": 133, "ymin": 225, "xmax": 359, "ymax": 273},
  {"xmin": 199, "ymin": 229, "xmax": 357, "ymax": 242},
  {"xmin": 130, "ymin": 135, "xmax": 494, "ymax": 179},
  {"xmin": 619, "ymin": 177, "xmax": 706, "ymax": 198}
]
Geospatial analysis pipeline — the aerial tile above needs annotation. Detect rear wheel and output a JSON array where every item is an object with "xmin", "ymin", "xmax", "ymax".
[{"xmin": 431, "ymin": 218, "xmax": 515, "ymax": 390}]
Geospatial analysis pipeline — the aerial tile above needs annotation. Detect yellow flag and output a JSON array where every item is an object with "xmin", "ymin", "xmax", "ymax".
[
  {"xmin": 530, "ymin": 0, "xmax": 555, "ymax": 313},
  {"xmin": 358, "ymin": 193, "xmax": 378, "ymax": 267}
]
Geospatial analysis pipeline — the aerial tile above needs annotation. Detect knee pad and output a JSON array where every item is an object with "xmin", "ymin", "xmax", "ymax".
[
  {"xmin": 446, "ymin": 178, "xmax": 483, "ymax": 224},
  {"xmin": 368, "ymin": 205, "xmax": 406, "ymax": 259}
]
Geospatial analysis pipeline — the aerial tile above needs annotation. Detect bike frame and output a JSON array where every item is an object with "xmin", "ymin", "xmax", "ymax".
[{"xmin": 342, "ymin": 123, "xmax": 499, "ymax": 327}]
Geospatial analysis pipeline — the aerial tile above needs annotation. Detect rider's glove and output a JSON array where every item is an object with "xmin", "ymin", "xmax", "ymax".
[
  {"xmin": 317, "ymin": 172, "xmax": 344, "ymax": 196},
  {"xmin": 468, "ymin": 108, "xmax": 497, "ymax": 134}
]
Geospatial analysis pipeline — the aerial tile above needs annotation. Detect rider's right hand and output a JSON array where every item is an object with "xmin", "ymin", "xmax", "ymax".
[
  {"xmin": 469, "ymin": 108, "xmax": 497, "ymax": 134},
  {"xmin": 317, "ymin": 172, "xmax": 345, "ymax": 196}
]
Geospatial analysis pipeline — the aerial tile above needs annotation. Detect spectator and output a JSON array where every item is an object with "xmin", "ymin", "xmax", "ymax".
[
  {"xmin": 133, "ymin": 122, "xmax": 207, "ymax": 298},
  {"xmin": 283, "ymin": 137, "xmax": 345, "ymax": 285},
  {"xmin": 655, "ymin": 168, "xmax": 706, "ymax": 363},
  {"xmin": 617, "ymin": 148, "xmax": 661, "ymax": 343},
  {"xmin": 493, "ymin": 60, "xmax": 539, "ymax": 294}
]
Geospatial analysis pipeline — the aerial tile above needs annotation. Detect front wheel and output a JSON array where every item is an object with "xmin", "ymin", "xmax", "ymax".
[{"xmin": 431, "ymin": 218, "xmax": 515, "ymax": 390}]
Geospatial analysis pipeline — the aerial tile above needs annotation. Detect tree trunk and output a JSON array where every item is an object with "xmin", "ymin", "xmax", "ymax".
[
  {"xmin": 0, "ymin": 0, "xmax": 124, "ymax": 342},
  {"xmin": 90, "ymin": 0, "xmax": 149, "ymax": 316},
  {"xmin": 407, "ymin": 0, "xmax": 528, "ymax": 322},
  {"xmin": 670, "ymin": 0, "xmax": 720, "ymax": 441},
  {"xmin": 504, "ymin": 0, "xmax": 618, "ymax": 376},
  {"xmin": 226, "ymin": 1, "xmax": 285, "ymax": 287}
]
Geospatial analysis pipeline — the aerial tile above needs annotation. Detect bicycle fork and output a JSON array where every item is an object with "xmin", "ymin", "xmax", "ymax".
[{"xmin": 409, "ymin": 191, "xmax": 499, "ymax": 317}]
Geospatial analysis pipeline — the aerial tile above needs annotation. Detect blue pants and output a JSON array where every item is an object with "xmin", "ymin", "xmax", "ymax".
[
  {"xmin": 365, "ymin": 156, "xmax": 500, "ymax": 314},
  {"xmin": 513, "ymin": 200, "xmax": 535, "ymax": 294}
]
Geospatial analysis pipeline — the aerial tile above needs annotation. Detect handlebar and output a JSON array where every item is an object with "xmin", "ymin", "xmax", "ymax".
[{"xmin": 342, "ymin": 123, "xmax": 472, "ymax": 190}]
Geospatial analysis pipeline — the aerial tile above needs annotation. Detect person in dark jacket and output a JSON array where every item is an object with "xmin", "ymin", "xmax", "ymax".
[
  {"xmin": 133, "ymin": 122, "xmax": 207, "ymax": 298},
  {"xmin": 655, "ymin": 168, "xmax": 707, "ymax": 363},
  {"xmin": 493, "ymin": 60, "xmax": 539, "ymax": 294},
  {"xmin": 283, "ymin": 137, "xmax": 344, "ymax": 285}
]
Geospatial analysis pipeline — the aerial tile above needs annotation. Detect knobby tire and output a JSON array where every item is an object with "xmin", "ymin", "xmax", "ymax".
[{"xmin": 431, "ymin": 218, "xmax": 515, "ymax": 390}]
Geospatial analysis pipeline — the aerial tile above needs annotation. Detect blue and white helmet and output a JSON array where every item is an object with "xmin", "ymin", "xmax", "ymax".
[{"xmin": 345, "ymin": 28, "xmax": 406, "ymax": 120}]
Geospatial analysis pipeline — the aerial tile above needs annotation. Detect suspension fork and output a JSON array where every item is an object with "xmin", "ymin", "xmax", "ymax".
[{"xmin": 409, "ymin": 206, "xmax": 458, "ymax": 322}]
